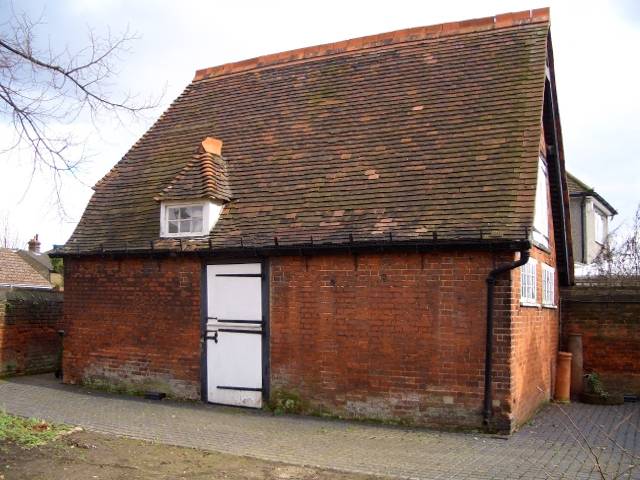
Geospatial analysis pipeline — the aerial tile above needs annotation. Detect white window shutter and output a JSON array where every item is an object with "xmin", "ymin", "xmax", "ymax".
[{"xmin": 533, "ymin": 158, "xmax": 549, "ymax": 247}]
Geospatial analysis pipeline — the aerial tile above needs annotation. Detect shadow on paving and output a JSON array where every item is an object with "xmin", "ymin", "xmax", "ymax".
[{"xmin": 1, "ymin": 374, "xmax": 638, "ymax": 480}]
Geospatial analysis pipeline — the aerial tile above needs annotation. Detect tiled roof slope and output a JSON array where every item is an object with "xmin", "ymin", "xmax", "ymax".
[
  {"xmin": 566, "ymin": 172, "xmax": 617, "ymax": 215},
  {"xmin": 567, "ymin": 172, "xmax": 591, "ymax": 195},
  {"xmin": 154, "ymin": 140, "xmax": 232, "ymax": 203},
  {"xmin": 64, "ymin": 9, "xmax": 551, "ymax": 253},
  {"xmin": 0, "ymin": 249, "xmax": 52, "ymax": 288}
]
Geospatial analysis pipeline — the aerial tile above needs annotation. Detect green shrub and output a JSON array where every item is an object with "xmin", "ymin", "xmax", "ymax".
[
  {"xmin": 584, "ymin": 372, "xmax": 609, "ymax": 398},
  {"xmin": 268, "ymin": 390, "xmax": 305, "ymax": 415}
]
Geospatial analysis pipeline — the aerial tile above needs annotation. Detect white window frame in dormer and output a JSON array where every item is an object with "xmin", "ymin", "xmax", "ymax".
[
  {"xmin": 160, "ymin": 200, "xmax": 222, "ymax": 238},
  {"xmin": 532, "ymin": 156, "xmax": 550, "ymax": 249}
]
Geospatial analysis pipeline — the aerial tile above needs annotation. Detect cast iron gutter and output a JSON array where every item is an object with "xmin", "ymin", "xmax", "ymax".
[
  {"xmin": 569, "ymin": 191, "xmax": 618, "ymax": 217},
  {"xmin": 483, "ymin": 247, "xmax": 530, "ymax": 427},
  {"xmin": 50, "ymin": 238, "xmax": 531, "ymax": 259}
]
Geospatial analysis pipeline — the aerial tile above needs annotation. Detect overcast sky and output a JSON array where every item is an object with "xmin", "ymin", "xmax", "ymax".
[{"xmin": 1, "ymin": 0, "xmax": 639, "ymax": 251}]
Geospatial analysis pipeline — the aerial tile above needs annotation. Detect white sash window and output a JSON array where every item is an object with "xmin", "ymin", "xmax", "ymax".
[
  {"xmin": 520, "ymin": 259, "xmax": 538, "ymax": 304},
  {"xmin": 542, "ymin": 264, "xmax": 555, "ymax": 307}
]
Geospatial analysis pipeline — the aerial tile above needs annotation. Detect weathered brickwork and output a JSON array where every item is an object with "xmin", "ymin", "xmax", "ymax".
[
  {"xmin": 509, "ymin": 247, "xmax": 559, "ymax": 428},
  {"xmin": 562, "ymin": 283, "xmax": 640, "ymax": 395},
  {"xmin": 0, "ymin": 288, "xmax": 64, "ymax": 376},
  {"xmin": 509, "ymin": 174, "xmax": 560, "ymax": 428},
  {"xmin": 62, "ymin": 247, "xmax": 560, "ymax": 431},
  {"xmin": 62, "ymin": 257, "xmax": 201, "ymax": 398},
  {"xmin": 269, "ymin": 251, "xmax": 516, "ymax": 430}
]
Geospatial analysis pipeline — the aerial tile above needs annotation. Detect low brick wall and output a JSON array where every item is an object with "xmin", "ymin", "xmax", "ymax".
[
  {"xmin": 561, "ymin": 281, "xmax": 640, "ymax": 395},
  {"xmin": 0, "ymin": 288, "xmax": 64, "ymax": 376}
]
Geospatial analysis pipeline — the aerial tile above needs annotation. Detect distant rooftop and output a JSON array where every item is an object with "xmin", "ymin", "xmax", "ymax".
[
  {"xmin": 567, "ymin": 172, "xmax": 617, "ymax": 215},
  {"xmin": 0, "ymin": 248, "xmax": 52, "ymax": 289}
]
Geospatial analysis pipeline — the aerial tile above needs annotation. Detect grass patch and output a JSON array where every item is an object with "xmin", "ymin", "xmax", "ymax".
[{"xmin": 0, "ymin": 411, "xmax": 68, "ymax": 447}]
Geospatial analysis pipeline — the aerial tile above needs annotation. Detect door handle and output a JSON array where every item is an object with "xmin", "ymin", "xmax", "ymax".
[{"xmin": 212, "ymin": 331, "xmax": 218, "ymax": 344}]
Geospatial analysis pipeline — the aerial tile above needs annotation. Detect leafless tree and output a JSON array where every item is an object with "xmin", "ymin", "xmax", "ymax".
[
  {"xmin": 0, "ymin": 5, "xmax": 160, "ymax": 206},
  {"xmin": 554, "ymin": 403, "xmax": 638, "ymax": 480},
  {"xmin": 0, "ymin": 212, "xmax": 21, "ymax": 248},
  {"xmin": 593, "ymin": 203, "xmax": 640, "ymax": 279}
]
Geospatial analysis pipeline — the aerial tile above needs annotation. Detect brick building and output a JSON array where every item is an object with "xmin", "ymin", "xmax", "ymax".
[{"xmin": 55, "ymin": 9, "xmax": 573, "ymax": 432}]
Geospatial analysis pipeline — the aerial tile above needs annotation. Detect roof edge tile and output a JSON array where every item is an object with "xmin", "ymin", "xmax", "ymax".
[{"xmin": 194, "ymin": 8, "xmax": 550, "ymax": 81}]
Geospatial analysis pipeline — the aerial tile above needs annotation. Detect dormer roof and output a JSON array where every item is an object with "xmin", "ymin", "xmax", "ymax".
[{"xmin": 155, "ymin": 137, "xmax": 232, "ymax": 203}]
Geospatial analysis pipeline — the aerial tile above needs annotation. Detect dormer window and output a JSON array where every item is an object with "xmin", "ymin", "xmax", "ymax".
[
  {"xmin": 160, "ymin": 201, "xmax": 222, "ymax": 237},
  {"xmin": 155, "ymin": 137, "xmax": 232, "ymax": 239}
]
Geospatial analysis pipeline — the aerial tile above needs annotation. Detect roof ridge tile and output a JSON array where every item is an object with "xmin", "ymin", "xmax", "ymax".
[{"xmin": 194, "ymin": 8, "xmax": 549, "ymax": 81}]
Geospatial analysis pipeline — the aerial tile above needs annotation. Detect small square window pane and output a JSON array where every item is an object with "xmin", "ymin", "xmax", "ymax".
[
  {"xmin": 179, "ymin": 207, "xmax": 190, "ymax": 219},
  {"xmin": 168, "ymin": 208, "xmax": 179, "ymax": 220},
  {"xmin": 168, "ymin": 220, "xmax": 179, "ymax": 233},
  {"xmin": 179, "ymin": 219, "xmax": 191, "ymax": 232},
  {"xmin": 192, "ymin": 218, "xmax": 203, "ymax": 232},
  {"xmin": 190, "ymin": 206, "xmax": 203, "ymax": 219}
]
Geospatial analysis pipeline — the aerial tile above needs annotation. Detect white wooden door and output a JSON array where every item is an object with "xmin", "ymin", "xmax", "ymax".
[{"xmin": 206, "ymin": 263, "xmax": 263, "ymax": 408}]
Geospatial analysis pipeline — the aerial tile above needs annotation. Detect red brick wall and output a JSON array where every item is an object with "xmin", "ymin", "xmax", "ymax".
[
  {"xmin": 562, "ymin": 283, "xmax": 640, "ymax": 395},
  {"xmin": 63, "ymin": 248, "xmax": 558, "ymax": 431},
  {"xmin": 508, "ymin": 151, "xmax": 560, "ymax": 428},
  {"xmin": 509, "ymin": 246, "xmax": 559, "ymax": 428},
  {"xmin": 0, "ymin": 288, "xmax": 64, "ymax": 376},
  {"xmin": 62, "ymin": 257, "xmax": 201, "ymax": 398},
  {"xmin": 269, "ymin": 251, "xmax": 514, "ymax": 430}
]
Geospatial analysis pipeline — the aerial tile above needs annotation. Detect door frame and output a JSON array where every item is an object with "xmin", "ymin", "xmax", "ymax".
[{"xmin": 200, "ymin": 258, "xmax": 270, "ymax": 405}]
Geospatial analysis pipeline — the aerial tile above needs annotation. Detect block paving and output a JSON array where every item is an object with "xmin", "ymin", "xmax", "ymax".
[{"xmin": 1, "ymin": 374, "xmax": 638, "ymax": 479}]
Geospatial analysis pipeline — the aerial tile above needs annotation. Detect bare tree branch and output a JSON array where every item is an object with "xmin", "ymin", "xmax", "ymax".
[
  {"xmin": 0, "ymin": 211, "xmax": 22, "ymax": 248},
  {"xmin": 554, "ymin": 404, "xmax": 607, "ymax": 480},
  {"xmin": 592, "ymin": 203, "xmax": 640, "ymax": 280},
  {"xmin": 0, "ymin": 5, "xmax": 162, "ymax": 212}
]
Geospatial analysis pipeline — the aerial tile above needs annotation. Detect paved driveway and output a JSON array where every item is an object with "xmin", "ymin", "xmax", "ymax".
[{"xmin": 1, "ymin": 374, "xmax": 638, "ymax": 479}]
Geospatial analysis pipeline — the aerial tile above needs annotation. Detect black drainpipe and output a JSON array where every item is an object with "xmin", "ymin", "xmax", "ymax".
[
  {"xmin": 581, "ymin": 196, "xmax": 587, "ymax": 264},
  {"xmin": 483, "ymin": 248, "xmax": 530, "ymax": 427}
]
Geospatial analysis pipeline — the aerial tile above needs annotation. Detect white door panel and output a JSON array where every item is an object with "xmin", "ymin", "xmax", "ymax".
[
  {"xmin": 206, "ymin": 263, "xmax": 263, "ymax": 408},
  {"xmin": 207, "ymin": 331, "xmax": 262, "ymax": 408},
  {"xmin": 207, "ymin": 263, "xmax": 262, "ymax": 321}
]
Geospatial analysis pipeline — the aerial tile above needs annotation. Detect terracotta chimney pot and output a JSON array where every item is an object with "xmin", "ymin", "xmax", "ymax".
[
  {"xmin": 201, "ymin": 137, "xmax": 223, "ymax": 156},
  {"xmin": 28, "ymin": 234, "xmax": 41, "ymax": 253}
]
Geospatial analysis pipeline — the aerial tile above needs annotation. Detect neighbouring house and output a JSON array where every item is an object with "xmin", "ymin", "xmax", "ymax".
[
  {"xmin": 0, "ymin": 236, "xmax": 64, "ymax": 376},
  {"xmin": 0, "ymin": 236, "xmax": 53, "ymax": 290},
  {"xmin": 14, "ymin": 235, "xmax": 63, "ymax": 289},
  {"xmin": 566, "ymin": 172, "xmax": 617, "ymax": 276},
  {"xmin": 54, "ymin": 8, "xmax": 574, "ymax": 432}
]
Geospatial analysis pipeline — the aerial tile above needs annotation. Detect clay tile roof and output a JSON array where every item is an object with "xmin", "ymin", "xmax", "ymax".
[
  {"xmin": 0, "ymin": 249, "xmax": 52, "ymax": 288},
  {"xmin": 62, "ymin": 9, "xmax": 555, "ymax": 254},
  {"xmin": 154, "ymin": 138, "xmax": 232, "ymax": 203}
]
